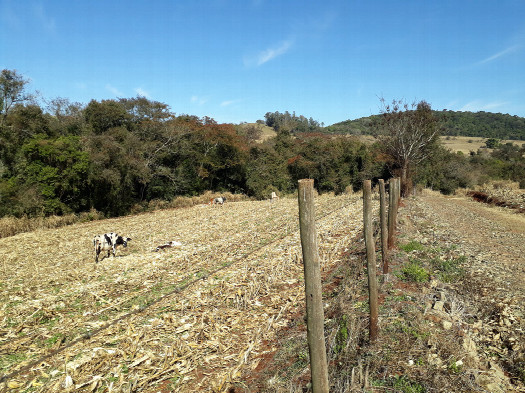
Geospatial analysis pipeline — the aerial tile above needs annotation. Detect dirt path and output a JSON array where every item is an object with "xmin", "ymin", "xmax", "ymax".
[{"xmin": 403, "ymin": 189, "xmax": 525, "ymax": 317}]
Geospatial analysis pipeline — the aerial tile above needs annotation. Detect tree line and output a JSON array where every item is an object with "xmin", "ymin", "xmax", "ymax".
[
  {"xmin": 1, "ymin": 69, "xmax": 523, "ymax": 219},
  {"xmin": 327, "ymin": 110, "xmax": 525, "ymax": 141},
  {"xmin": 0, "ymin": 70, "xmax": 381, "ymax": 218}
]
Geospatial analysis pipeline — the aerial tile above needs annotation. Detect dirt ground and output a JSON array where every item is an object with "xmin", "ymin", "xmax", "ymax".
[
  {"xmin": 240, "ymin": 187, "xmax": 525, "ymax": 392},
  {"xmin": 408, "ymin": 189, "xmax": 525, "ymax": 310}
]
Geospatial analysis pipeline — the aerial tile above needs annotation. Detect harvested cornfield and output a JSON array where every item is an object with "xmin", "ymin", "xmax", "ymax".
[{"xmin": 0, "ymin": 192, "xmax": 368, "ymax": 392}]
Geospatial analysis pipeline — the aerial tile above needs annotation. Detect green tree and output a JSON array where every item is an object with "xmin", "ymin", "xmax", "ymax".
[
  {"xmin": 0, "ymin": 69, "xmax": 33, "ymax": 125},
  {"xmin": 484, "ymin": 138, "xmax": 500, "ymax": 149},
  {"xmin": 84, "ymin": 99, "xmax": 131, "ymax": 134},
  {"xmin": 13, "ymin": 135, "xmax": 90, "ymax": 215},
  {"xmin": 46, "ymin": 97, "xmax": 85, "ymax": 136}
]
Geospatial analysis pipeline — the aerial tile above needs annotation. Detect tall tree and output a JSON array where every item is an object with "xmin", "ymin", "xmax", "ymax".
[
  {"xmin": 0, "ymin": 69, "xmax": 33, "ymax": 125},
  {"xmin": 375, "ymin": 99, "xmax": 439, "ymax": 196}
]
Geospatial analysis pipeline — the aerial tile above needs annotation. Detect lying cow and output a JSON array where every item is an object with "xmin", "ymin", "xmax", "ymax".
[
  {"xmin": 211, "ymin": 196, "xmax": 226, "ymax": 206},
  {"xmin": 154, "ymin": 240, "xmax": 182, "ymax": 252},
  {"xmin": 93, "ymin": 232, "xmax": 132, "ymax": 263}
]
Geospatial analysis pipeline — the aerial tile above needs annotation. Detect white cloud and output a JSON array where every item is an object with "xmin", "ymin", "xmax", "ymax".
[
  {"xmin": 191, "ymin": 95, "xmax": 208, "ymax": 105},
  {"xmin": 220, "ymin": 99, "xmax": 240, "ymax": 107},
  {"xmin": 478, "ymin": 45, "xmax": 521, "ymax": 65},
  {"xmin": 33, "ymin": 4, "xmax": 56, "ymax": 34},
  {"xmin": 135, "ymin": 88, "xmax": 151, "ymax": 98},
  {"xmin": 74, "ymin": 81, "xmax": 87, "ymax": 90},
  {"xmin": 244, "ymin": 39, "xmax": 294, "ymax": 67},
  {"xmin": 106, "ymin": 84, "xmax": 124, "ymax": 97},
  {"xmin": 459, "ymin": 100, "xmax": 508, "ymax": 112}
]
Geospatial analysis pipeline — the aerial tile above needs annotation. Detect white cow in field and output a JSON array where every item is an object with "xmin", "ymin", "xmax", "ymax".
[
  {"xmin": 210, "ymin": 196, "xmax": 226, "ymax": 206},
  {"xmin": 93, "ymin": 232, "xmax": 132, "ymax": 263}
]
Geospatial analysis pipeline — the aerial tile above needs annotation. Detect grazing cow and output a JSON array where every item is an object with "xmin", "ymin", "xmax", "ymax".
[
  {"xmin": 213, "ymin": 197, "xmax": 226, "ymax": 206},
  {"xmin": 154, "ymin": 240, "xmax": 182, "ymax": 252},
  {"xmin": 93, "ymin": 232, "xmax": 132, "ymax": 263},
  {"xmin": 211, "ymin": 196, "xmax": 226, "ymax": 206}
]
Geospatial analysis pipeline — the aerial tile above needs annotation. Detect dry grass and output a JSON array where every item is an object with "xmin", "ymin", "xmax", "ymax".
[
  {"xmin": 0, "ymin": 193, "xmax": 250, "ymax": 239},
  {"xmin": 354, "ymin": 134, "xmax": 524, "ymax": 154},
  {"xmin": 441, "ymin": 136, "xmax": 523, "ymax": 154},
  {"xmin": 0, "ymin": 210, "xmax": 105, "ymax": 239},
  {"xmin": 237, "ymin": 123, "xmax": 277, "ymax": 142},
  {"xmin": 0, "ymin": 192, "xmax": 364, "ymax": 392}
]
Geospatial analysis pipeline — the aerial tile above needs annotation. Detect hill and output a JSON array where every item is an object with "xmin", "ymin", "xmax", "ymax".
[{"xmin": 326, "ymin": 111, "xmax": 525, "ymax": 140}]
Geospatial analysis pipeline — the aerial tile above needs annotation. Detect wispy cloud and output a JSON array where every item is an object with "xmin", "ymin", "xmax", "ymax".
[
  {"xmin": 191, "ymin": 95, "xmax": 208, "ymax": 105},
  {"xmin": 478, "ymin": 45, "xmax": 521, "ymax": 65},
  {"xmin": 220, "ymin": 99, "xmax": 241, "ymax": 107},
  {"xmin": 74, "ymin": 81, "xmax": 87, "ymax": 90},
  {"xmin": 459, "ymin": 100, "xmax": 508, "ymax": 112},
  {"xmin": 0, "ymin": 2, "xmax": 20, "ymax": 30},
  {"xmin": 106, "ymin": 84, "xmax": 124, "ymax": 97},
  {"xmin": 244, "ymin": 39, "xmax": 294, "ymax": 67},
  {"xmin": 33, "ymin": 3, "xmax": 56, "ymax": 34},
  {"xmin": 135, "ymin": 88, "xmax": 151, "ymax": 98}
]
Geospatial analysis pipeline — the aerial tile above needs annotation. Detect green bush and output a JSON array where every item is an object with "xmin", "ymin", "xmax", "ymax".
[
  {"xmin": 399, "ymin": 241, "xmax": 425, "ymax": 253},
  {"xmin": 398, "ymin": 261, "xmax": 430, "ymax": 283},
  {"xmin": 431, "ymin": 256, "xmax": 466, "ymax": 283}
]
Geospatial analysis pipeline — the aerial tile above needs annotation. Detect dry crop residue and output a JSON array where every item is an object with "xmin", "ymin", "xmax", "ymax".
[
  {"xmin": 0, "ymin": 193, "xmax": 368, "ymax": 392},
  {"xmin": 411, "ymin": 189, "xmax": 525, "ymax": 306},
  {"xmin": 400, "ymin": 189, "xmax": 525, "ymax": 391}
]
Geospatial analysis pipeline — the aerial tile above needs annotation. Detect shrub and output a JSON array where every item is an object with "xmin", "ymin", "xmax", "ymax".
[
  {"xmin": 391, "ymin": 375, "xmax": 426, "ymax": 393},
  {"xmin": 399, "ymin": 241, "xmax": 425, "ymax": 253},
  {"xmin": 398, "ymin": 261, "xmax": 430, "ymax": 283},
  {"xmin": 431, "ymin": 256, "xmax": 466, "ymax": 283}
]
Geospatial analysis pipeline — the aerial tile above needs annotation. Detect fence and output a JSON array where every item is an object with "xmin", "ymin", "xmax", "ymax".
[{"xmin": 298, "ymin": 177, "xmax": 400, "ymax": 392}]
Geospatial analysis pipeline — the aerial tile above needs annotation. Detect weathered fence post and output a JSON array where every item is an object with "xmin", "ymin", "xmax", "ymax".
[
  {"xmin": 363, "ymin": 180, "xmax": 379, "ymax": 342},
  {"xmin": 387, "ymin": 178, "xmax": 396, "ymax": 250},
  {"xmin": 297, "ymin": 179, "xmax": 329, "ymax": 392},
  {"xmin": 395, "ymin": 177, "xmax": 401, "ymax": 209},
  {"xmin": 378, "ymin": 179, "xmax": 389, "ymax": 274}
]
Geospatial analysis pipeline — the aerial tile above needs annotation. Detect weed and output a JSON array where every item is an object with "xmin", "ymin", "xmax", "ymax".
[
  {"xmin": 107, "ymin": 374, "xmax": 119, "ymax": 383},
  {"xmin": 169, "ymin": 375, "xmax": 182, "ymax": 389},
  {"xmin": 391, "ymin": 375, "xmax": 426, "ymax": 393},
  {"xmin": 448, "ymin": 358, "xmax": 463, "ymax": 373},
  {"xmin": 0, "ymin": 352, "xmax": 28, "ymax": 372},
  {"xmin": 45, "ymin": 333, "xmax": 64, "ymax": 347},
  {"xmin": 431, "ymin": 256, "xmax": 466, "ymax": 283},
  {"xmin": 400, "ymin": 241, "xmax": 425, "ymax": 253},
  {"xmin": 334, "ymin": 315, "xmax": 349, "ymax": 354},
  {"xmin": 397, "ymin": 260, "xmax": 429, "ymax": 283}
]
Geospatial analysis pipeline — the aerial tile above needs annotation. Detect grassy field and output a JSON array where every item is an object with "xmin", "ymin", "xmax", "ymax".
[{"xmin": 440, "ymin": 135, "xmax": 523, "ymax": 154}]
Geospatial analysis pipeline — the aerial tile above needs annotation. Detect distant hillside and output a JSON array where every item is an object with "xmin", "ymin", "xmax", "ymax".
[{"xmin": 326, "ymin": 111, "xmax": 525, "ymax": 141}]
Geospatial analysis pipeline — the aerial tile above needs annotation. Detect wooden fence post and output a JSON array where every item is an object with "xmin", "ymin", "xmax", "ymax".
[
  {"xmin": 297, "ymin": 179, "xmax": 329, "ymax": 392},
  {"xmin": 363, "ymin": 180, "xmax": 379, "ymax": 342},
  {"xmin": 387, "ymin": 178, "xmax": 396, "ymax": 250},
  {"xmin": 395, "ymin": 177, "xmax": 401, "ymax": 208},
  {"xmin": 378, "ymin": 179, "xmax": 389, "ymax": 274}
]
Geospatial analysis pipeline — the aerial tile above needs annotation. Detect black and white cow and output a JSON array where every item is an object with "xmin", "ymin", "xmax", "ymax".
[
  {"xmin": 212, "ymin": 196, "xmax": 226, "ymax": 206},
  {"xmin": 93, "ymin": 232, "xmax": 132, "ymax": 263}
]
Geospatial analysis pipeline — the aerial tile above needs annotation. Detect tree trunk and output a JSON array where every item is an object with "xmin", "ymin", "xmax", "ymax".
[{"xmin": 401, "ymin": 162, "xmax": 408, "ymax": 197}]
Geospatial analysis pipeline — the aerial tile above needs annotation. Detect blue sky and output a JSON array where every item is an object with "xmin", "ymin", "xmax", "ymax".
[{"xmin": 1, "ymin": 0, "xmax": 524, "ymax": 125}]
